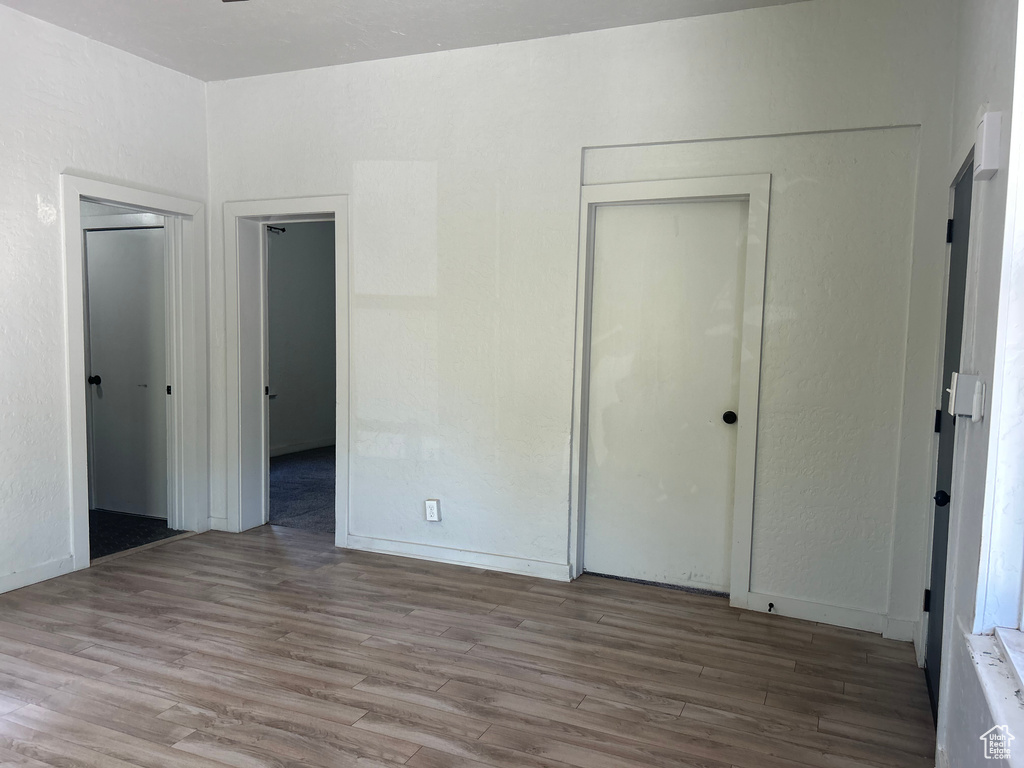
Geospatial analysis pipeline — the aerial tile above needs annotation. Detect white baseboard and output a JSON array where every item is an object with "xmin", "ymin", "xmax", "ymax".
[
  {"xmin": 0, "ymin": 555, "xmax": 75, "ymax": 594},
  {"xmin": 208, "ymin": 517, "xmax": 230, "ymax": 532},
  {"xmin": 270, "ymin": 439, "xmax": 335, "ymax": 458},
  {"xmin": 935, "ymin": 748, "xmax": 949, "ymax": 768},
  {"xmin": 345, "ymin": 535, "xmax": 571, "ymax": 581},
  {"xmin": 733, "ymin": 591, "xmax": 891, "ymax": 635},
  {"xmin": 882, "ymin": 618, "xmax": 918, "ymax": 643}
]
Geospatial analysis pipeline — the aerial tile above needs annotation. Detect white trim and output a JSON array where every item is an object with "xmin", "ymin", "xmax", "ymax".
[
  {"xmin": 82, "ymin": 212, "xmax": 165, "ymax": 229},
  {"xmin": 568, "ymin": 175, "xmax": 771, "ymax": 608},
  {"xmin": 995, "ymin": 627, "xmax": 1024, "ymax": 693},
  {"xmin": 883, "ymin": 618, "xmax": 918, "ymax": 643},
  {"xmin": 223, "ymin": 197, "xmax": 350, "ymax": 546},
  {"xmin": 347, "ymin": 535, "xmax": 572, "ymax": 581},
  {"xmin": 0, "ymin": 556, "xmax": 75, "ymax": 594},
  {"xmin": 968, "ymin": 634, "xmax": 1024, "ymax": 763},
  {"xmin": 60, "ymin": 174, "xmax": 208, "ymax": 572},
  {"xmin": 208, "ymin": 517, "xmax": 230, "ymax": 532},
  {"xmin": 738, "ymin": 592, "xmax": 890, "ymax": 634}
]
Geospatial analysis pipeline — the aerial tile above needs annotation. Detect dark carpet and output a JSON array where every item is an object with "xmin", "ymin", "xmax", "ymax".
[
  {"xmin": 89, "ymin": 509, "xmax": 184, "ymax": 560},
  {"xmin": 270, "ymin": 445, "xmax": 336, "ymax": 533}
]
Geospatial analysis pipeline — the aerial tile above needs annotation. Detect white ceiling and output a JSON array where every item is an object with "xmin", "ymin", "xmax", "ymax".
[{"xmin": 1, "ymin": 0, "xmax": 806, "ymax": 82}]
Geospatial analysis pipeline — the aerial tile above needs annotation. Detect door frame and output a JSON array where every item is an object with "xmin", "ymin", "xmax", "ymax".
[
  {"xmin": 61, "ymin": 174, "xmax": 208, "ymax": 569},
  {"xmin": 223, "ymin": 196, "xmax": 350, "ymax": 546},
  {"xmin": 568, "ymin": 175, "xmax": 771, "ymax": 608}
]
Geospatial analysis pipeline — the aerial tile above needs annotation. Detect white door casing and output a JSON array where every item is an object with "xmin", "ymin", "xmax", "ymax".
[
  {"xmin": 569, "ymin": 175, "xmax": 771, "ymax": 606},
  {"xmin": 236, "ymin": 216, "xmax": 266, "ymax": 532},
  {"xmin": 223, "ymin": 198, "xmax": 350, "ymax": 543},
  {"xmin": 61, "ymin": 174, "xmax": 208, "ymax": 569}
]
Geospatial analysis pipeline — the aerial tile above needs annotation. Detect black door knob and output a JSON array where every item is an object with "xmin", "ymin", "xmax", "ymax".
[
  {"xmin": 88, "ymin": 375, "xmax": 102, "ymax": 386},
  {"xmin": 934, "ymin": 490, "xmax": 950, "ymax": 507},
  {"xmin": 722, "ymin": 411, "xmax": 738, "ymax": 425}
]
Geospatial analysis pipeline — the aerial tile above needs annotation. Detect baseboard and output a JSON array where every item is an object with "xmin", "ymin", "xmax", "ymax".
[
  {"xmin": 935, "ymin": 748, "xmax": 949, "ymax": 768},
  {"xmin": 734, "ymin": 591, "xmax": 890, "ymax": 634},
  {"xmin": 345, "ymin": 535, "xmax": 571, "ymax": 581},
  {"xmin": 0, "ymin": 555, "xmax": 75, "ymax": 595},
  {"xmin": 270, "ymin": 439, "xmax": 335, "ymax": 458},
  {"xmin": 208, "ymin": 517, "xmax": 231, "ymax": 532},
  {"xmin": 882, "ymin": 618, "xmax": 918, "ymax": 643}
]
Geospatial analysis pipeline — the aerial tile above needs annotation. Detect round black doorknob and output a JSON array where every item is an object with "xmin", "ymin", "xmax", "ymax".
[
  {"xmin": 934, "ymin": 490, "xmax": 950, "ymax": 507},
  {"xmin": 88, "ymin": 375, "xmax": 102, "ymax": 386},
  {"xmin": 722, "ymin": 411, "xmax": 738, "ymax": 425}
]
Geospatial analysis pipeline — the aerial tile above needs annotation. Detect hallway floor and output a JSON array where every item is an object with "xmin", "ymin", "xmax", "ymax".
[
  {"xmin": 0, "ymin": 526, "xmax": 935, "ymax": 767},
  {"xmin": 88, "ymin": 509, "xmax": 185, "ymax": 560},
  {"xmin": 269, "ymin": 446, "xmax": 335, "ymax": 533}
]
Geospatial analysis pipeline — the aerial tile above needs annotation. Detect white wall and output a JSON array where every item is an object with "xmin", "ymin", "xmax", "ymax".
[
  {"xmin": 0, "ymin": 5, "xmax": 208, "ymax": 590},
  {"xmin": 939, "ymin": 0, "xmax": 1020, "ymax": 763},
  {"xmin": 207, "ymin": 0, "xmax": 960, "ymax": 610},
  {"xmin": 268, "ymin": 221, "xmax": 337, "ymax": 456}
]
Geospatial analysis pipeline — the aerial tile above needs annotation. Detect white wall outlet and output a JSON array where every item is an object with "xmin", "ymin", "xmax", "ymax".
[{"xmin": 425, "ymin": 499, "xmax": 441, "ymax": 522}]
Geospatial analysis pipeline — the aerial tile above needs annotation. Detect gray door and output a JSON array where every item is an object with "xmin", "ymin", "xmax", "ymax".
[
  {"xmin": 924, "ymin": 159, "xmax": 972, "ymax": 717},
  {"xmin": 85, "ymin": 227, "xmax": 168, "ymax": 518}
]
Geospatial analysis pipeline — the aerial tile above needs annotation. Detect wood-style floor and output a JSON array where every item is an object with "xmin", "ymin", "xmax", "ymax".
[{"xmin": 0, "ymin": 526, "xmax": 935, "ymax": 768}]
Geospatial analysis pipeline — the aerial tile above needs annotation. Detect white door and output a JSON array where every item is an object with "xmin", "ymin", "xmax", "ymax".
[
  {"xmin": 85, "ymin": 227, "xmax": 168, "ymax": 518},
  {"xmin": 583, "ymin": 199, "xmax": 749, "ymax": 592}
]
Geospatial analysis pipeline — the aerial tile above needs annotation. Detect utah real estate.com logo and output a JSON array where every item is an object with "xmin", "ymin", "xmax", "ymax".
[{"xmin": 981, "ymin": 725, "xmax": 1015, "ymax": 760}]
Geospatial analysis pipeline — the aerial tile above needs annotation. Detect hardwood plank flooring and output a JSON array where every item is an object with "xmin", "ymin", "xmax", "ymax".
[{"xmin": 0, "ymin": 526, "xmax": 934, "ymax": 767}]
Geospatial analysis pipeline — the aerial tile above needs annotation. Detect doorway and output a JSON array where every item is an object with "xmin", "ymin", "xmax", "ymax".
[
  {"xmin": 61, "ymin": 174, "xmax": 208, "ymax": 570},
  {"xmin": 266, "ymin": 222, "xmax": 337, "ymax": 533},
  {"xmin": 224, "ymin": 196, "xmax": 349, "ymax": 542},
  {"xmin": 570, "ymin": 176, "xmax": 770, "ymax": 598},
  {"xmin": 924, "ymin": 154, "xmax": 974, "ymax": 717},
  {"xmin": 82, "ymin": 201, "xmax": 184, "ymax": 558}
]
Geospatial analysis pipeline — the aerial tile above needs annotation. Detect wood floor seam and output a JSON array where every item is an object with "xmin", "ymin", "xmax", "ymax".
[{"xmin": 0, "ymin": 526, "xmax": 935, "ymax": 768}]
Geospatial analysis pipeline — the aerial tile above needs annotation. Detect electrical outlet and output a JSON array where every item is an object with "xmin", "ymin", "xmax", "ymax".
[{"xmin": 425, "ymin": 499, "xmax": 441, "ymax": 522}]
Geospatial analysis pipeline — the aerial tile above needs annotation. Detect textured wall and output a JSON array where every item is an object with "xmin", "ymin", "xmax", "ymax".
[
  {"xmin": 206, "ymin": 0, "xmax": 958, "ymax": 605},
  {"xmin": 0, "ymin": 5, "xmax": 207, "ymax": 585}
]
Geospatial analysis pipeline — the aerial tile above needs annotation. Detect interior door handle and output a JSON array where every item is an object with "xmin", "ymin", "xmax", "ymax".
[{"xmin": 88, "ymin": 375, "xmax": 102, "ymax": 386}]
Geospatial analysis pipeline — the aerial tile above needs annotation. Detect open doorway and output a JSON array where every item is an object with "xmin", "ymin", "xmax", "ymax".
[
  {"xmin": 266, "ymin": 222, "xmax": 337, "ymax": 533},
  {"xmin": 62, "ymin": 174, "xmax": 208, "ymax": 571},
  {"xmin": 81, "ymin": 200, "xmax": 185, "ymax": 558},
  {"xmin": 223, "ymin": 195, "xmax": 348, "ymax": 542}
]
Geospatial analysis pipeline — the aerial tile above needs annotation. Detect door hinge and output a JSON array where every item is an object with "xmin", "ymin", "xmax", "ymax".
[
  {"xmin": 923, "ymin": 589, "xmax": 932, "ymax": 612},
  {"xmin": 935, "ymin": 409, "xmax": 942, "ymax": 433},
  {"xmin": 166, "ymin": 385, "xmax": 172, "ymax": 395},
  {"xmin": 946, "ymin": 219, "xmax": 955, "ymax": 244},
  {"xmin": 265, "ymin": 386, "xmax": 269, "ymax": 395}
]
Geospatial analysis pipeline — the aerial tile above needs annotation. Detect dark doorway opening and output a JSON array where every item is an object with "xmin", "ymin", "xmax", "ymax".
[
  {"xmin": 89, "ymin": 510, "xmax": 185, "ymax": 560},
  {"xmin": 266, "ymin": 221, "xmax": 337, "ymax": 534}
]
